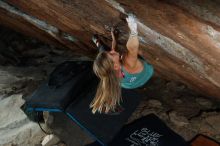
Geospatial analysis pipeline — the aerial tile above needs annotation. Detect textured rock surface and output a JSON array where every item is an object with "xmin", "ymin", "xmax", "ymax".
[
  {"xmin": 0, "ymin": 0, "xmax": 219, "ymax": 98},
  {"xmin": 128, "ymin": 78, "xmax": 220, "ymax": 142},
  {"xmin": 0, "ymin": 94, "xmax": 45, "ymax": 146}
]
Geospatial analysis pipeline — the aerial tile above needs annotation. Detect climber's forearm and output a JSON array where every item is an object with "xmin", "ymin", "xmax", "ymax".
[
  {"xmin": 126, "ymin": 35, "xmax": 139, "ymax": 56},
  {"xmin": 111, "ymin": 29, "xmax": 117, "ymax": 50},
  {"xmin": 111, "ymin": 38, "xmax": 117, "ymax": 51}
]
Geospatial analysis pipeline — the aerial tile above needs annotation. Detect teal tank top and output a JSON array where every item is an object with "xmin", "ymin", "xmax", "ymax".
[{"xmin": 120, "ymin": 59, "xmax": 154, "ymax": 89}]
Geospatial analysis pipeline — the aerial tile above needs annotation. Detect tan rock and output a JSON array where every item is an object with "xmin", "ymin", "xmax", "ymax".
[
  {"xmin": 0, "ymin": 94, "xmax": 45, "ymax": 146},
  {"xmin": 205, "ymin": 114, "xmax": 220, "ymax": 133},
  {"xmin": 148, "ymin": 99, "xmax": 162, "ymax": 108},
  {"xmin": 41, "ymin": 134, "xmax": 60, "ymax": 146},
  {"xmin": 169, "ymin": 111, "xmax": 189, "ymax": 127}
]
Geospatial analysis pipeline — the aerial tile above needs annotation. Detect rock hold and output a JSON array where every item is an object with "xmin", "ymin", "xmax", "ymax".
[{"xmin": 196, "ymin": 98, "xmax": 213, "ymax": 109}]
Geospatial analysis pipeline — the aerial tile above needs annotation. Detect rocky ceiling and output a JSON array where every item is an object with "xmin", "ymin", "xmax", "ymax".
[{"xmin": 0, "ymin": 0, "xmax": 219, "ymax": 99}]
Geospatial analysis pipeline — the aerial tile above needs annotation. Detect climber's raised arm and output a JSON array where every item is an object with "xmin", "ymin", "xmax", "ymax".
[
  {"xmin": 111, "ymin": 27, "xmax": 117, "ymax": 51},
  {"xmin": 124, "ymin": 15, "xmax": 139, "ymax": 67}
]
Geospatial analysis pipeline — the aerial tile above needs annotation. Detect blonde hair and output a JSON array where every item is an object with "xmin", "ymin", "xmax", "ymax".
[{"xmin": 90, "ymin": 51, "xmax": 122, "ymax": 114}]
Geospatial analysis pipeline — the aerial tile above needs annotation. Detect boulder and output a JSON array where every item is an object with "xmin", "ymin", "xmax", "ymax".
[
  {"xmin": 0, "ymin": 0, "xmax": 219, "ymax": 99},
  {"xmin": 0, "ymin": 94, "xmax": 45, "ymax": 146}
]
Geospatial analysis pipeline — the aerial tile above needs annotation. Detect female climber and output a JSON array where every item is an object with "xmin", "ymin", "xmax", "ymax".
[{"xmin": 90, "ymin": 14, "xmax": 154, "ymax": 114}]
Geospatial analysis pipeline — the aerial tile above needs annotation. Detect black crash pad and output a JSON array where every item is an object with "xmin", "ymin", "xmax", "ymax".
[
  {"xmin": 26, "ymin": 60, "xmax": 144, "ymax": 146},
  {"xmin": 66, "ymin": 79, "xmax": 143, "ymax": 145},
  {"xmin": 26, "ymin": 61, "xmax": 94, "ymax": 111},
  {"xmin": 109, "ymin": 114, "xmax": 189, "ymax": 146}
]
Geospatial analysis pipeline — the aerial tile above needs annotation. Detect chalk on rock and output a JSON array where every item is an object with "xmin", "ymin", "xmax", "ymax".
[{"xmin": 41, "ymin": 134, "xmax": 60, "ymax": 146}]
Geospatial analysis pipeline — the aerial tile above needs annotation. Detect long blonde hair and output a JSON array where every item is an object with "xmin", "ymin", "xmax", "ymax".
[{"xmin": 90, "ymin": 51, "xmax": 122, "ymax": 114}]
